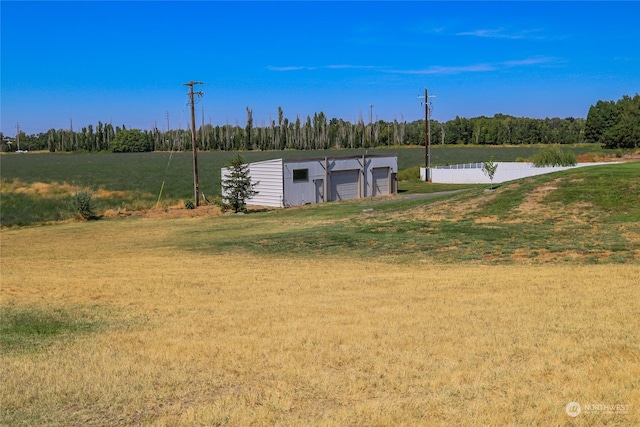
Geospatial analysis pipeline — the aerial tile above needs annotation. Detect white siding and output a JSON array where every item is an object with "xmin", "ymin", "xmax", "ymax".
[
  {"xmin": 248, "ymin": 159, "xmax": 284, "ymax": 207},
  {"xmin": 222, "ymin": 158, "xmax": 284, "ymax": 207}
]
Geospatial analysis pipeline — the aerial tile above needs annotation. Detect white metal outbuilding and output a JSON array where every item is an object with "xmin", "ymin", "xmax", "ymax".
[{"xmin": 222, "ymin": 154, "xmax": 398, "ymax": 207}]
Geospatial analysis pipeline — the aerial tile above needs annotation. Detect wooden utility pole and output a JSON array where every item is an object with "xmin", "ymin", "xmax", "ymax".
[
  {"xmin": 424, "ymin": 88, "xmax": 430, "ymax": 181},
  {"xmin": 183, "ymin": 81, "xmax": 204, "ymax": 207},
  {"xmin": 418, "ymin": 88, "xmax": 434, "ymax": 182},
  {"xmin": 369, "ymin": 103, "xmax": 374, "ymax": 146}
]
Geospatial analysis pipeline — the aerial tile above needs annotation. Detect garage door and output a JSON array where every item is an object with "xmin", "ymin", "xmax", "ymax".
[
  {"xmin": 372, "ymin": 167, "xmax": 390, "ymax": 196},
  {"xmin": 330, "ymin": 170, "xmax": 359, "ymax": 201}
]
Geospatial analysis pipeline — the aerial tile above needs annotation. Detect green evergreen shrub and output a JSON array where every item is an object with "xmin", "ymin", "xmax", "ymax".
[{"xmin": 221, "ymin": 154, "xmax": 259, "ymax": 213}]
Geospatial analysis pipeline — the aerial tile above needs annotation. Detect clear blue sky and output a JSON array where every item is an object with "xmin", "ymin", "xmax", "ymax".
[{"xmin": 2, "ymin": 1, "xmax": 639, "ymax": 136}]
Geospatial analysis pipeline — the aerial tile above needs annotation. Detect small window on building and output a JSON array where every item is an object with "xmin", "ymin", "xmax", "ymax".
[{"xmin": 293, "ymin": 169, "xmax": 309, "ymax": 182}]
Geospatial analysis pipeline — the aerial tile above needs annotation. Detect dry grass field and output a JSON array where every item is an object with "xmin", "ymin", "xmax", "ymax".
[{"xmin": 1, "ymin": 216, "xmax": 638, "ymax": 426}]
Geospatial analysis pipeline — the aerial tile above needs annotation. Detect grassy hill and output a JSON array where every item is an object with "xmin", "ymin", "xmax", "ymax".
[{"xmin": 174, "ymin": 162, "xmax": 639, "ymax": 264}]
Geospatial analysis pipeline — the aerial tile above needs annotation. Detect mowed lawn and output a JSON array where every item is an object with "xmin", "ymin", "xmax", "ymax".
[{"xmin": 1, "ymin": 217, "xmax": 638, "ymax": 426}]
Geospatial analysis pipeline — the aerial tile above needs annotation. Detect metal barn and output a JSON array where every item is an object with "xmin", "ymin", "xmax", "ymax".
[{"xmin": 221, "ymin": 154, "xmax": 398, "ymax": 208}]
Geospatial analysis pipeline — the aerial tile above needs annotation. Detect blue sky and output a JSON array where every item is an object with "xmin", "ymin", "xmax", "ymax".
[{"xmin": 2, "ymin": 1, "xmax": 639, "ymax": 136}]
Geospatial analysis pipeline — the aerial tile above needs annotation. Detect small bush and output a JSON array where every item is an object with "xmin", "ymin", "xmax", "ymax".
[
  {"xmin": 397, "ymin": 166, "xmax": 421, "ymax": 182},
  {"xmin": 184, "ymin": 200, "xmax": 195, "ymax": 210},
  {"xmin": 70, "ymin": 191, "xmax": 97, "ymax": 220},
  {"xmin": 212, "ymin": 196, "xmax": 229, "ymax": 213},
  {"xmin": 532, "ymin": 146, "xmax": 577, "ymax": 167}
]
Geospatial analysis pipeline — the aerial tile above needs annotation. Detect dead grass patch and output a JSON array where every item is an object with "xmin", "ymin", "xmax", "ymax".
[
  {"xmin": 515, "ymin": 180, "xmax": 561, "ymax": 215},
  {"xmin": 510, "ymin": 248, "xmax": 530, "ymax": 261},
  {"xmin": 622, "ymin": 230, "xmax": 640, "ymax": 244},
  {"xmin": 102, "ymin": 203, "xmax": 224, "ymax": 220},
  {"xmin": 386, "ymin": 191, "xmax": 500, "ymax": 223},
  {"xmin": 446, "ymin": 191, "xmax": 499, "ymax": 220},
  {"xmin": 2, "ymin": 179, "xmax": 129, "ymax": 200},
  {"xmin": 1, "ymin": 219, "xmax": 638, "ymax": 425},
  {"xmin": 510, "ymin": 248, "xmax": 619, "ymax": 263},
  {"xmin": 508, "ymin": 179, "xmax": 593, "ymax": 225},
  {"xmin": 475, "ymin": 215, "xmax": 499, "ymax": 224},
  {"xmin": 2, "ymin": 179, "xmax": 79, "ymax": 196},
  {"xmin": 577, "ymin": 151, "xmax": 640, "ymax": 163},
  {"xmin": 94, "ymin": 188, "xmax": 128, "ymax": 199}
]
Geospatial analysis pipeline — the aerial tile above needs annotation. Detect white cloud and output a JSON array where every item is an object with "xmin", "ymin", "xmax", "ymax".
[
  {"xmin": 268, "ymin": 57, "xmax": 557, "ymax": 76},
  {"xmin": 503, "ymin": 57, "xmax": 555, "ymax": 67},
  {"xmin": 456, "ymin": 28, "xmax": 547, "ymax": 40},
  {"xmin": 325, "ymin": 64, "xmax": 379, "ymax": 70},
  {"xmin": 387, "ymin": 64, "xmax": 495, "ymax": 75},
  {"xmin": 387, "ymin": 57, "xmax": 557, "ymax": 75},
  {"xmin": 266, "ymin": 66, "xmax": 308, "ymax": 72},
  {"xmin": 268, "ymin": 64, "xmax": 381, "ymax": 72}
]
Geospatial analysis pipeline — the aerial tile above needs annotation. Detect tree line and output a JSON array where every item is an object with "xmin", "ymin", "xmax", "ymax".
[
  {"xmin": 2, "ymin": 94, "xmax": 638, "ymax": 154},
  {"xmin": 585, "ymin": 94, "xmax": 640, "ymax": 149}
]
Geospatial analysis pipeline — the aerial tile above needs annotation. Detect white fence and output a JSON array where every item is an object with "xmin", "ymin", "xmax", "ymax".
[{"xmin": 421, "ymin": 162, "xmax": 609, "ymax": 184}]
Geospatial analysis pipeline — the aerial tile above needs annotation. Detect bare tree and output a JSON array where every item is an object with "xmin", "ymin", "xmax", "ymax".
[{"xmin": 246, "ymin": 107, "xmax": 253, "ymax": 149}]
